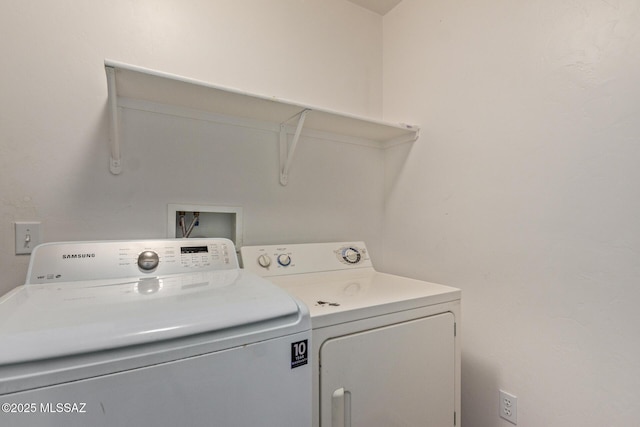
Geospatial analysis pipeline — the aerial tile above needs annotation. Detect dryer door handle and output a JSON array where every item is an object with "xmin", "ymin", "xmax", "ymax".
[{"xmin": 331, "ymin": 387, "xmax": 352, "ymax": 427}]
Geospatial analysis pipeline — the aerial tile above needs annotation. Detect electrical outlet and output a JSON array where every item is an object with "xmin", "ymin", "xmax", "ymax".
[{"xmin": 499, "ymin": 390, "xmax": 517, "ymax": 424}]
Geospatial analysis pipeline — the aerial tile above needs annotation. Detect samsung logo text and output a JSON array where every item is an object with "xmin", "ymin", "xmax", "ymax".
[{"xmin": 62, "ymin": 253, "xmax": 96, "ymax": 259}]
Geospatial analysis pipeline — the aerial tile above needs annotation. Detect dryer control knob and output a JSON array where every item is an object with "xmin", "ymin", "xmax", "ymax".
[
  {"xmin": 257, "ymin": 254, "xmax": 272, "ymax": 268},
  {"xmin": 342, "ymin": 247, "xmax": 361, "ymax": 264},
  {"xmin": 138, "ymin": 250, "xmax": 160, "ymax": 271},
  {"xmin": 277, "ymin": 254, "xmax": 292, "ymax": 267}
]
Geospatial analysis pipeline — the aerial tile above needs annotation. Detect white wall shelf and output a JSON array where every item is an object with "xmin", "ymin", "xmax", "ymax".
[{"xmin": 104, "ymin": 60, "xmax": 419, "ymax": 183}]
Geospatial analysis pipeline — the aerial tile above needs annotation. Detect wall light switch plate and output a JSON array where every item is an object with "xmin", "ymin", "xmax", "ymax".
[{"xmin": 15, "ymin": 221, "xmax": 41, "ymax": 255}]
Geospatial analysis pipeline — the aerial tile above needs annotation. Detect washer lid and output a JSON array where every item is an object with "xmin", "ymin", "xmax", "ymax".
[{"xmin": 0, "ymin": 270, "xmax": 302, "ymax": 365}]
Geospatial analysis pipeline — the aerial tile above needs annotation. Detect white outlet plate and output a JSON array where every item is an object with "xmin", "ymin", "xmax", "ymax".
[
  {"xmin": 499, "ymin": 390, "xmax": 517, "ymax": 424},
  {"xmin": 15, "ymin": 221, "xmax": 41, "ymax": 255}
]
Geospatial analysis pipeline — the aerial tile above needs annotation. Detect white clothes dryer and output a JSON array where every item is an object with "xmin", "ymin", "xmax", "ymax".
[
  {"xmin": 0, "ymin": 238, "xmax": 311, "ymax": 427},
  {"xmin": 242, "ymin": 242, "xmax": 461, "ymax": 427}
]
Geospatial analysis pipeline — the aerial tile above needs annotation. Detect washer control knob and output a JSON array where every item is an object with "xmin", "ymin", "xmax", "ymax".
[
  {"xmin": 138, "ymin": 250, "xmax": 160, "ymax": 271},
  {"xmin": 257, "ymin": 254, "xmax": 272, "ymax": 268},
  {"xmin": 342, "ymin": 247, "xmax": 361, "ymax": 264},
  {"xmin": 277, "ymin": 254, "xmax": 292, "ymax": 267}
]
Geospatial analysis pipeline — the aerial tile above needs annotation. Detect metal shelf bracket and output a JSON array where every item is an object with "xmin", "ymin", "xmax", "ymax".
[
  {"xmin": 279, "ymin": 109, "xmax": 311, "ymax": 186},
  {"xmin": 105, "ymin": 66, "xmax": 122, "ymax": 175}
]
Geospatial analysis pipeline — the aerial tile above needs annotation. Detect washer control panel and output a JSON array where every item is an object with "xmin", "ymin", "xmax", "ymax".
[
  {"xmin": 27, "ymin": 238, "xmax": 237, "ymax": 284},
  {"xmin": 241, "ymin": 242, "xmax": 372, "ymax": 277}
]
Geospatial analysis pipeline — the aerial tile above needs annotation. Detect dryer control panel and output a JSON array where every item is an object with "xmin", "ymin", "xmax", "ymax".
[
  {"xmin": 27, "ymin": 238, "xmax": 237, "ymax": 284},
  {"xmin": 241, "ymin": 242, "xmax": 372, "ymax": 277}
]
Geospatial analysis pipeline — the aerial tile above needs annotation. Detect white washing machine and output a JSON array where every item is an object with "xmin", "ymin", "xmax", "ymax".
[
  {"xmin": 242, "ymin": 242, "xmax": 461, "ymax": 427},
  {"xmin": 0, "ymin": 238, "xmax": 311, "ymax": 426}
]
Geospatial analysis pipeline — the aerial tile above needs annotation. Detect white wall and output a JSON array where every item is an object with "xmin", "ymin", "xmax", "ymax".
[
  {"xmin": 6, "ymin": 1, "xmax": 638, "ymax": 425},
  {"xmin": 383, "ymin": 0, "xmax": 640, "ymax": 426},
  {"xmin": 0, "ymin": 0, "xmax": 384, "ymax": 295}
]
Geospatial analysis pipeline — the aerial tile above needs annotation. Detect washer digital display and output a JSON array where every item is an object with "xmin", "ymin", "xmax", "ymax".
[{"xmin": 180, "ymin": 246, "xmax": 209, "ymax": 254}]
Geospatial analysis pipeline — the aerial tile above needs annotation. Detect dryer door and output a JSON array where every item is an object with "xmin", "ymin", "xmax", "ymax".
[{"xmin": 319, "ymin": 313, "xmax": 455, "ymax": 427}]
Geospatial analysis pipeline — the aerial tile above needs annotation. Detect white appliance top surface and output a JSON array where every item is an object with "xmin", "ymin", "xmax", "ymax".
[
  {"xmin": 265, "ymin": 269, "xmax": 460, "ymax": 328},
  {"xmin": 0, "ymin": 238, "xmax": 304, "ymax": 365},
  {"xmin": 241, "ymin": 242, "xmax": 460, "ymax": 328}
]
